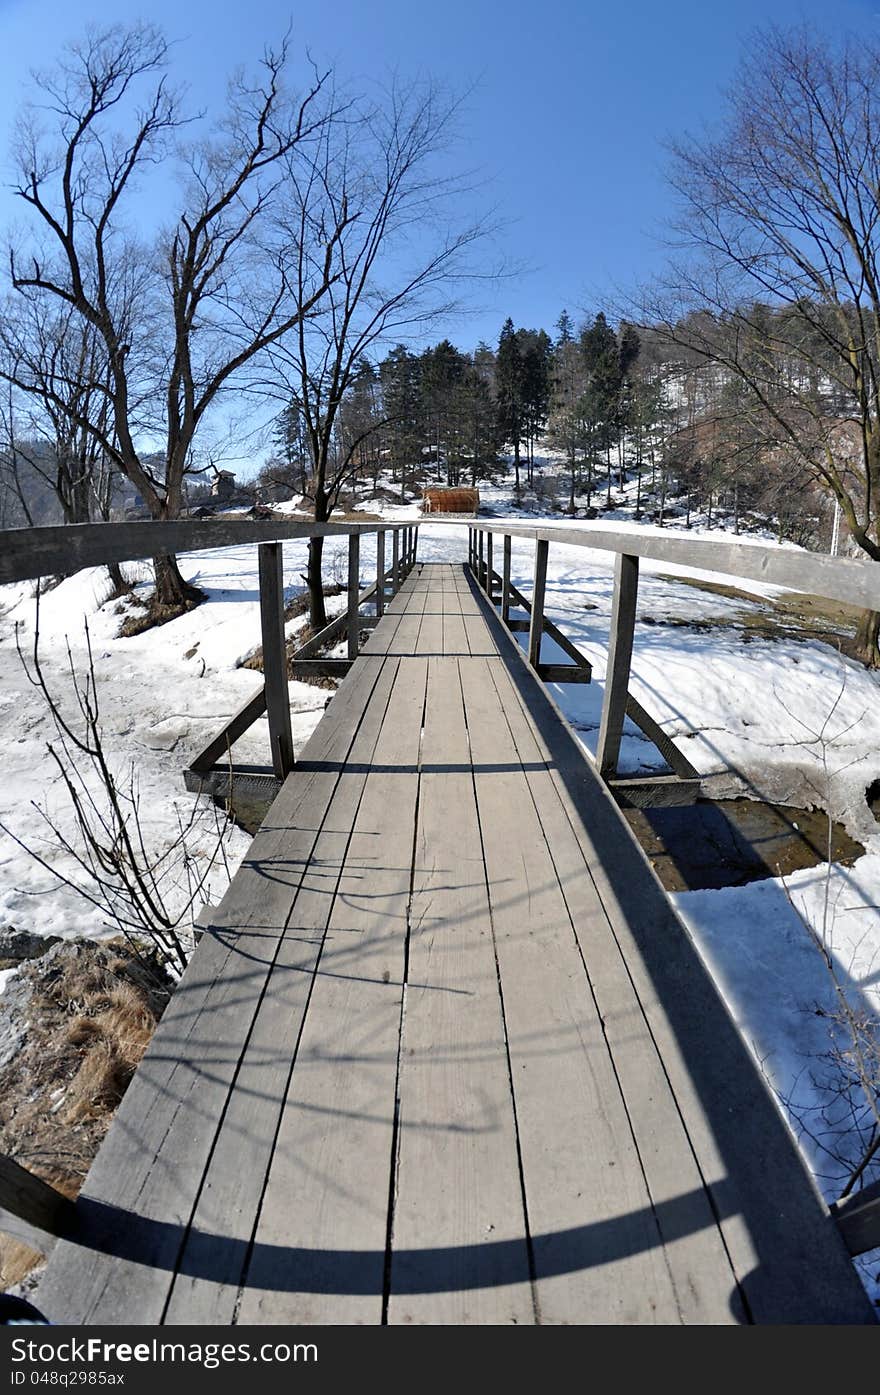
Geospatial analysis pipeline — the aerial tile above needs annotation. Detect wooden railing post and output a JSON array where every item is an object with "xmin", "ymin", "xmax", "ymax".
[
  {"xmin": 376, "ymin": 529, "xmax": 385, "ymax": 617},
  {"xmin": 413, "ymin": 525, "xmax": 419, "ymax": 565},
  {"xmin": 477, "ymin": 529, "xmax": 485, "ymax": 591},
  {"xmin": 596, "ymin": 553, "xmax": 639, "ymax": 780},
  {"xmin": 502, "ymin": 534, "xmax": 512, "ymax": 625},
  {"xmin": 0, "ymin": 1153, "xmax": 74, "ymax": 1238},
  {"xmin": 347, "ymin": 532, "xmax": 360, "ymax": 660},
  {"xmin": 528, "ymin": 538, "xmax": 549, "ymax": 670},
  {"xmin": 392, "ymin": 529, "xmax": 400, "ymax": 594},
  {"xmin": 486, "ymin": 531, "xmax": 494, "ymax": 599},
  {"xmin": 258, "ymin": 542, "xmax": 294, "ymax": 780}
]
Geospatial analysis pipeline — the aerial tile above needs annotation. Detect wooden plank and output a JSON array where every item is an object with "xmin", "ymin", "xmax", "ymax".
[
  {"xmin": 480, "ymin": 654, "xmax": 744, "ymax": 1322},
  {"xmin": 440, "ymin": 572, "xmax": 468, "ymax": 656},
  {"xmin": 501, "ymin": 534, "xmax": 512, "ymax": 624},
  {"xmin": 527, "ymin": 539, "xmax": 549, "ymax": 671},
  {"xmin": 347, "ymin": 533, "xmax": 361, "ymax": 661},
  {"xmin": 6, "ymin": 514, "xmax": 880, "ymax": 614},
  {"xmin": 387, "ymin": 656, "xmax": 535, "ymax": 1324},
  {"xmin": 376, "ymin": 530, "xmax": 385, "ymax": 618},
  {"xmin": 183, "ymin": 767, "xmax": 279, "ymax": 801},
  {"xmin": 37, "ymin": 655, "xmax": 395, "ymax": 1324},
  {"xmin": 162, "ymin": 658, "xmax": 402, "ymax": 1324},
  {"xmin": 237, "ymin": 657, "xmax": 429, "ymax": 1324},
  {"xmin": 424, "ymin": 520, "xmax": 880, "ymax": 613},
  {"xmin": 414, "ymin": 572, "xmax": 444, "ymax": 653},
  {"xmin": 596, "ymin": 553, "xmax": 639, "ymax": 780},
  {"xmin": 289, "ymin": 659, "xmax": 353, "ymax": 679},
  {"xmin": 831, "ymin": 1178, "xmax": 880, "ymax": 1257},
  {"xmin": 382, "ymin": 580, "xmax": 427, "ymax": 656},
  {"xmin": 536, "ymin": 663, "xmax": 591, "ymax": 684},
  {"xmin": 0, "ymin": 1155, "xmax": 73, "ymax": 1237},
  {"xmin": 258, "ymin": 542, "xmax": 294, "ymax": 779},
  {"xmin": 506, "ymin": 580, "xmax": 592, "ymax": 673},
  {"xmin": 459, "ymin": 659, "xmax": 683, "ymax": 1324},
  {"xmin": 187, "ymin": 684, "xmax": 267, "ymax": 775},
  {"xmin": 475, "ymin": 605, "xmax": 874, "ymax": 1323},
  {"xmin": 0, "ymin": 519, "xmax": 379, "ymax": 586},
  {"xmin": 625, "ymin": 695, "xmax": 699, "ymax": 782},
  {"xmin": 609, "ymin": 775, "xmax": 701, "ymax": 808}
]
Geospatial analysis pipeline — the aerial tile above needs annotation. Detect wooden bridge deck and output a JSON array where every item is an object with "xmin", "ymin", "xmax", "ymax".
[{"xmin": 38, "ymin": 563, "xmax": 874, "ymax": 1324}]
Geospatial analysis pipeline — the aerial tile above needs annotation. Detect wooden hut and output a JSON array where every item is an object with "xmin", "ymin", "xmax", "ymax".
[{"xmin": 421, "ymin": 486, "xmax": 480, "ymax": 514}]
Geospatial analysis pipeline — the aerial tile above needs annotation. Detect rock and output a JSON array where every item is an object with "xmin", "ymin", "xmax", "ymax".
[
  {"xmin": 0, "ymin": 928, "xmax": 62, "ymax": 970},
  {"xmin": 0, "ymin": 972, "xmax": 33, "ymax": 1069}
]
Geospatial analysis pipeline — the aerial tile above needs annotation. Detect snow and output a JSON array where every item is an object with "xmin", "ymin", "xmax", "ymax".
[{"xmin": 1, "ymin": 477, "xmax": 879, "ymax": 1303}]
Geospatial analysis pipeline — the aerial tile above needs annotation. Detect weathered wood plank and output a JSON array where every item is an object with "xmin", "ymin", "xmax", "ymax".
[
  {"xmin": 625, "ymin": 694, "xmax": 700, "ymax": 782},
  {"xmin": 376, "ymin": 530, "xmax": 385, "ymax": 618},
  {"xmin": 289, "ymin": 658, "xmax": 353, "ymax": 679},
  {"xmin": 237, "ymin": 657, "xmax": 429, "ymax": 1324},
  {"xmin": 474, "ymin": 594, "xmax": 874, "ymax": 1323},
  {"xmin": 426, "ymin": 520, "xmax": 880, "ymax": 613},
  {"xmin": 187, "ymin": 684, "xmax": 267, "ymax": 775},
  {"xmin": 258, "ymin": 543, "xmax": 295, "ymax": 779},
  {"xmin": 387, "ymin": 656, "xmax": 535, "ymax": 1324},
  {"xmin": 527, "ymin": 539, "xmax": 549, "ymax": 671},
  {"xmin": 596, "ymin": 553, "xmax": 639, "ymax": 780},
  {"xmin": 536, "ymin": 663, "xmax": 591, "ymax": 684},
  {"xmin": 0, "ymin": 1155, "xmax": 73, "ymax": 1237},
  {"xmin": 162, "ymin": 658, "xmax": 401, "ymax": 1324},
  {"xmin": 347, "ymin": 533, "xmax": 361, "ymax": 661},
  {"xmin": 609, "ymin": 775, "xmax": 702, "ymax": 808},
  {"xmin": 0, "ymin": 520, "xmax": 406, "ymax": 586},
  {"xmin": 831, "ymin": 1178, "xmax": 880, "ymax": 1257},
  {"xmin": 459, "ymin": 659, "xmax": 683, "ymax": 1324},
  {"xmin": 505, "ymin": 578, "xmax": 592, "ymax": 674},
  {"xmin": 37, "ymin": 655, "xmax": 394, "ymax": 1324},
  {"xmin": 501, "ymin": 534, "xmax": 512, "ymax": 624}
]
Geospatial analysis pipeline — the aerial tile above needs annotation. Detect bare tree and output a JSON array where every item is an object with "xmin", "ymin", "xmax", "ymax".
[
  {"xmin": 1, "ymin": 299, "xmax": 118, "ymax": 527},
  {"xmin": 644, "ymin": 26, "xmax": 880, "ymax": 663},
  {"xmin": 7, "ymin": 23, "xmax": 350, "ymax": 607},
  {"xmin": 264, "ymin": 78, "xmax": 492, "ymax": 626}
]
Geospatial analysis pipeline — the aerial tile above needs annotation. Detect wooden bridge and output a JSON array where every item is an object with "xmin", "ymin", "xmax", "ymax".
[{"xmin": 1, "ymin": 518, "xmax": 879, "ymax": 1324}]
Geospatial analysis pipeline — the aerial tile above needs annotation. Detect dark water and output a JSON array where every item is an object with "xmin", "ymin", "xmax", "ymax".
[{"xmin": 623, "ymin": 797, "xmax": 865, "ymax": 893}]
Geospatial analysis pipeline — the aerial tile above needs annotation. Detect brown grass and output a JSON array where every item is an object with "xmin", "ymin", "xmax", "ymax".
[
  {"xmin": 0, "ymin": 939, "xmax": 171, "ymax": 1287},
  {"xmin": 242, "ymin": 584, "xmax": 346, "ymax": 687},
  {"xmin": 118, "ymin": 591, "xmax": 204, "ymax": 638}
]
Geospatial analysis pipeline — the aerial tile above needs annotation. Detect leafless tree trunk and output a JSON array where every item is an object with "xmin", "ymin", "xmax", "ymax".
[
  {"xmin": 265, "ymin": 78, "xmax": 494, "ymax": 626},
  {"xmin": 8, "ymin": 24, "xmax": 349, "ymax": 609},
  {"xmin": 645, "ymin": 26, "xmax": 880, "ymax": 662}
]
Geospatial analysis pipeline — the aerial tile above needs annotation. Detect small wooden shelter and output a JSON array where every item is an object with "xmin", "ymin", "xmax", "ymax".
[{"xmin": 421, "ymin": 485, "xmax": 479, "ymax": 514}]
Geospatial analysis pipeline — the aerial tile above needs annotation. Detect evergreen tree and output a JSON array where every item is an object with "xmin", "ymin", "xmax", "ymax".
[
  {"xmin": 496, "ymin": 317, "xmax": 526, "ymax": 493},
  {"xmin": 379, "ymin": 346, "xmax": 423, "ymax": 501}
]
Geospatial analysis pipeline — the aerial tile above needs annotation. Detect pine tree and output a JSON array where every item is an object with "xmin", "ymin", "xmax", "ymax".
[{"xmin": 496, "ymin": 317, "xmax": 526, "ymax": 493}]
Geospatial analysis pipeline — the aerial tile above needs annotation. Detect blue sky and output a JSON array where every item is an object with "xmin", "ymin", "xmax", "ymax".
[{"xmin": 0, "ymin": 0, "xmax": 876, "ymax": 352}]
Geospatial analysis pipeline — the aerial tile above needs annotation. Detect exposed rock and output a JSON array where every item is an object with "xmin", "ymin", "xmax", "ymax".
[{"xmin": 0, "ymin": 928, "xmax": 62, "ymax": 971}]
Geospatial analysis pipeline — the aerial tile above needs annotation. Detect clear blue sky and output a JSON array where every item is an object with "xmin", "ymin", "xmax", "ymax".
[{"xmin": 0, "ymin": 0, "xmax": 876, "ymax": 352}]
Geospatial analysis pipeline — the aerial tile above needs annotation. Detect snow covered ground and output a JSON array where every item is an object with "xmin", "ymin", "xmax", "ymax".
[{"xmin": 1, "ymin": 498, "xmax": 879, "ymax": 1302}]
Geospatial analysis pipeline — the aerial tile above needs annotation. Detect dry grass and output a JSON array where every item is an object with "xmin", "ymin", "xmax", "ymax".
[
  {"xmin": 118, "ymin": 591, "xmax": 204, "ymax": 638},
  {"xmin": 242, "ymin": 583, "xmax": 346, "ymax": 687},
  {"xmin": 0, "ymin": 939, "xmax": 171, "ymax": 1286}
]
